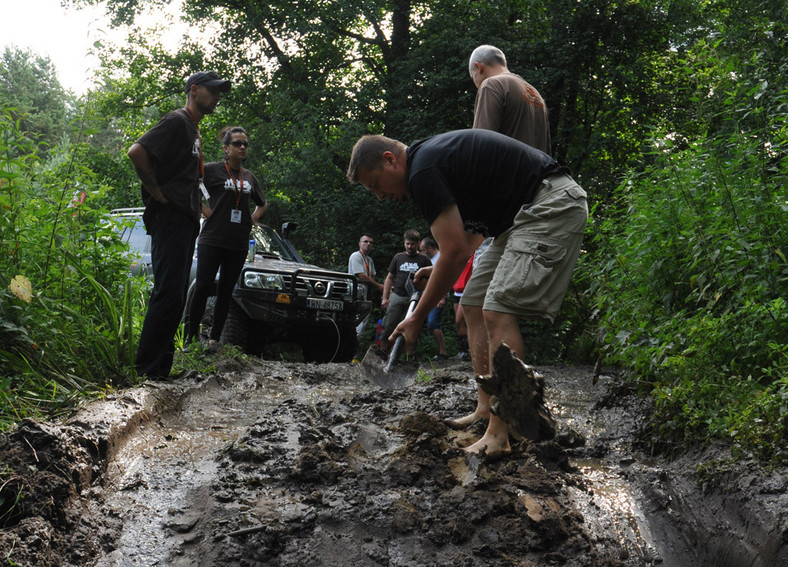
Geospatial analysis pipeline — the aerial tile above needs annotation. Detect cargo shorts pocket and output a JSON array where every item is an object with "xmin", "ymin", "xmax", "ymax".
[{"xmin": 490, "ymin": 236, "xmax": 567, "ymax": 311}]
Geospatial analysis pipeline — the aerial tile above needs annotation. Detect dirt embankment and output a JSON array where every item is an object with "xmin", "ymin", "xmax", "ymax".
[{"xmin": 0, "ymin": 357, "xmax": 785, "ymax": 566}]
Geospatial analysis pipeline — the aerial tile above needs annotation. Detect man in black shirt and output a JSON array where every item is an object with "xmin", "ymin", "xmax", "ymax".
[
  {"xmin": 380, "ymin": 229, "xmax": 432, "ymax": 352},
  {"xmin": 347, "ymin": 129, "xmax": 588, "ymax": 457},
  {"xmin": 127, "ymin": 71, "xmax": 231, "ymax": 379}
]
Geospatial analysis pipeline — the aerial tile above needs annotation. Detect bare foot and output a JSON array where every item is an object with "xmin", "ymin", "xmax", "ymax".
[
  {"xmin": 444, "ymin": 410, "xmax": 489, "ymax": 430},
  {"xmin": 462, "ymin": 432, "xmax": 511, "ymax": 459}
]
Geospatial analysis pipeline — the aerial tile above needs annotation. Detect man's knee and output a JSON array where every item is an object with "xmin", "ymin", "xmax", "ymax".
[{"xmin": 483, "ymin": 310, "xmax": 519, "ymax": 334}]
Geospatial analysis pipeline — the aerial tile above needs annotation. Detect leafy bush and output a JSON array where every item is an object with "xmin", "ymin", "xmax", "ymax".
[
  {"xmin": 590, "ymin": 83, "xmax": 788, "ymax": 463},
  {"xmin": 0, "ymin": 105, "xmax": 146, "ymax": 429}
]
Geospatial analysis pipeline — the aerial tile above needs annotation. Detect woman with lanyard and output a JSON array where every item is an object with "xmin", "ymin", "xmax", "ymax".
[{"xmin": 185, "ymin": 126, "xmax": 267, "ymax": 349}]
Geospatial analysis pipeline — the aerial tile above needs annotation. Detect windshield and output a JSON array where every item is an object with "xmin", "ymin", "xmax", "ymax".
[{"xmin": 251, "ymin": 225, "xmax": 299, "ymax": 262}]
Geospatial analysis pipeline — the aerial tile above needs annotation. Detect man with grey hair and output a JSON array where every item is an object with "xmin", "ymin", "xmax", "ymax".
[
  {"xmin": 455, "ymin": 45, "xmax": 554, "ymax": 435},
  {"xmin": 468, "ymin": 44, "xmax": 551, "ymax": 154}
]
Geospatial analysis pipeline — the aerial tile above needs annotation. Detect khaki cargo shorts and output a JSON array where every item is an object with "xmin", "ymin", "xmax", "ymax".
[{"xmin": 460, "ymin": 174, "xmax": 588, "ymax": 323}]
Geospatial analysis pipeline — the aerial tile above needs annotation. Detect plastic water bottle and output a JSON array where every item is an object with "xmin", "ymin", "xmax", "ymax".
[
  {"xmin": 374, "ymin": 319, "xmax": 383, "ymax": 345},
  {"xmin": 247, "ymin": 239, "xmax": 256, "ymax": 262}
]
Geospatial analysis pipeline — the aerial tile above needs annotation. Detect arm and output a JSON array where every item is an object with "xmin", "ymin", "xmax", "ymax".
[
  {"xmin": 127, "ymin": 143, "xmax": 168, "ymax": 204},
  {"xmin": 381, "ymin": 272, "xmax": 394, "ymax": 310},
  {"xmin": 391, "ymin": 204, "xmax": 483, "ymax": 346},
  {"xmin": 356, "ymin": 272, "xmax": 384, "ymax": 292},
  {"xmin": 251, "ymin": 203, "xmax": 266, "ymax": 222}
]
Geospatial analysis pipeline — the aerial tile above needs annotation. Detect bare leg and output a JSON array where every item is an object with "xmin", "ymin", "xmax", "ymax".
[
  {"xmin": 463, "ymin": 310, "xmax": 523, "ymax": 456},
  {"xmin": 445, "ymin": 303, "xmax": 490, "ymax": 429},
  {"xmin": 484, "ymin": 310, "xmax": 524, "ymax": 360},
  {"xmin": 431, "ymin": 328, "xmax": 447, "ymax": 356}
]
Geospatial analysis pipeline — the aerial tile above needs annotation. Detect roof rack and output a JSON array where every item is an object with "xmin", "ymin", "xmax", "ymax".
[{"xmin": 111, "ymin": 207, "xmax": 146, "ymax": 215}]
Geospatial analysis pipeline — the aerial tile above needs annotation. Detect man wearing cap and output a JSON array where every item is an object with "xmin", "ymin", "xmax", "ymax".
[{"xmin": 127, "ymin": 70, "xmax": 231, "ymax": 379}]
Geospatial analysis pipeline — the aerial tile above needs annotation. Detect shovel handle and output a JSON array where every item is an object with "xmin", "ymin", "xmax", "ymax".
[{"xmin": 384, "ymin": 336, "xmax": 405, "ymax": 372}]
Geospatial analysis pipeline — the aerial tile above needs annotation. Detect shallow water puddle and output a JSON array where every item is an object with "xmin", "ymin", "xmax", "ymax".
[
  {"xmin": 547, "ymin": 370, "xmax": 664, "ymax": 565},
  {"xmin": 96, "ymin": 368, "xmax": 372, "ymax": 566}
]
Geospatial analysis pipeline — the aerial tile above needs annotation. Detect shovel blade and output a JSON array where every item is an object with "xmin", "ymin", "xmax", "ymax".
[{"xmin": 361, "ymin": 343, "xmax": 417, "ymax": 389}]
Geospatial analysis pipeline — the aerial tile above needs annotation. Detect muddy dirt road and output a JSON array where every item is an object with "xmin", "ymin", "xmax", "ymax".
[{"xmin": 1, "ymin": 356, "xmax": 785, "ymax": 566}]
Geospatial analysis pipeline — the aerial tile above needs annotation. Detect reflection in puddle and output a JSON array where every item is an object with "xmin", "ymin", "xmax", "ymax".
[
  {"xmin": 548, "ymin": 371, "xmax": 662, "ymax": 565},
  {"xmin": 97, "ymin": 370, "xmax": 371, "ymax": 566}
]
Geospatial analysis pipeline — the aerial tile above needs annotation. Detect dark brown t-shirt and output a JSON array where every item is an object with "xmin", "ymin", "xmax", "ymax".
[{"xmin": 472, "ymin": 72, "xmax": 552, "ymax": 155}]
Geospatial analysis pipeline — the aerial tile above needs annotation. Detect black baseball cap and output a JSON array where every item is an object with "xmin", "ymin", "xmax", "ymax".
[{"xmin": 184, "ymin": 71, "xmax": 231, "ymax": 93}]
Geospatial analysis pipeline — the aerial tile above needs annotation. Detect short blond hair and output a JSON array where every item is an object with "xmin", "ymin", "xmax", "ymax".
[{"xmin": 346, "ymin": 135, "xmax": 406, "ymax": 184}]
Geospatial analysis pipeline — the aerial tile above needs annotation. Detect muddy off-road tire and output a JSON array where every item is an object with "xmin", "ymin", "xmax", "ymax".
[
  {"xmin": 221, "ymin": 301, "xmax": 253, "ymax": 354},
  {"xmin": 301, "ymin": 324, "xmax": 357, "ymax": 363}
]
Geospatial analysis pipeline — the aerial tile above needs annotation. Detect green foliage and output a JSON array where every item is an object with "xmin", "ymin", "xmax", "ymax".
[
  {"xmin": 590, "ymin": 32, "xmax": 788, "ymax": 462},
  {"xmin": 0, "ymin": 47, "xmax": 74, "ymax": 156},
  {"xmin": 0, "ymin": 105, "xmax": 146, "ymax": 429}
]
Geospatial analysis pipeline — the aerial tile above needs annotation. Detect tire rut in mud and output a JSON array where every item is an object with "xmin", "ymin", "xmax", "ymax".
[{"xmin": 1, "ymin": 357, "xmax": 785, "ymax": 566}]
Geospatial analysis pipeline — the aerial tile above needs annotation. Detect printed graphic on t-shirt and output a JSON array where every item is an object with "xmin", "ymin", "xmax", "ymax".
[
  {"xmin": 521, "ymin": 84, "xmax": 546, "ymax": 108},
  {"xmin": 397, "ymin": 261, "xmax": 423, "ymax": 273},
  {"xmin": 224, "ymin": 179, "xmax": 253, "ymax": 193}
]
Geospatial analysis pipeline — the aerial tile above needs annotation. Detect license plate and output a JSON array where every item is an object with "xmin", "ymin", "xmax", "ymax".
[{"xmin": 307, "ymin": 298, "xmax": 343, "ymax": 311}]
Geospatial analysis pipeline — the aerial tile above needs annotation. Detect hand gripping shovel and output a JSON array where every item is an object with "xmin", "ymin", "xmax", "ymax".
[{"xmin": 361, "ymin": 275, "xmax": 421, "ymax": 388}]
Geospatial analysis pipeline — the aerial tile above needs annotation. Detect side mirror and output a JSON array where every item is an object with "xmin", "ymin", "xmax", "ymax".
[{"xmin": 281, "ymin": 222, "xmax": 298, "ymax": 240}]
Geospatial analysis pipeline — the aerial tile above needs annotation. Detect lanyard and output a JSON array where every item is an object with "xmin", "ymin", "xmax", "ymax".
[
  {"xmin": 183, "ymin": 107, "xmax": 203, "ymax": 179},
  {"xmin": 224, "ymin": 162, "xmax": 244, "ymax": 208}
]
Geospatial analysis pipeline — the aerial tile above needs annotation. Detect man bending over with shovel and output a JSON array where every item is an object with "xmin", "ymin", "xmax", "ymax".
[{"xmin": 346, "ymin": 129, "xmax": 588, "ymax": 457}]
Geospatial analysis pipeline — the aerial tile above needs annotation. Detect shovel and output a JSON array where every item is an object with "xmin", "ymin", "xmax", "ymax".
[{"xmin": 361, "ymin": 275, "xmax": 421, "ymax": 388}]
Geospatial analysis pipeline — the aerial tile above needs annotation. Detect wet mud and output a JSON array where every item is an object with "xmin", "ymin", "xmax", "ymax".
[{"xmin": 1, "ymin": 356, "xmax": 785, "ymax": 566}]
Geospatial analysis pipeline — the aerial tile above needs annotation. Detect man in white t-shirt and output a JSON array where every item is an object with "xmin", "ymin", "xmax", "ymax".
[{"xmin": 348, "ymin": 233, "xmax": 383, "ymax": 339}]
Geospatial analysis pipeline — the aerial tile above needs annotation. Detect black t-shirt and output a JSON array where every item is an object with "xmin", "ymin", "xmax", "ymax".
[
  {"xmin": 407, "ymin": 129, "xmax": 568, "ymax": 237},
  {"xmin": 387, "ymin": 251, "xmax": 432, "ymax": 296},
  {"xmin": 198, "ymin": 162, "xmax": 267, "ymax": 250},
  {"xmin": 135, "ymin": 109, "xmax": 202, "ymax": 222}
]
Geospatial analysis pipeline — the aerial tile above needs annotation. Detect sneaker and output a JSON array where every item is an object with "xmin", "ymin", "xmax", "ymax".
[
  {"xmin": 433, "ymin": 353, "xmax": 449, "ymax": 360},
  {"xmin": 453, "ymin": 351, "xmax": 469, "ymax": 360}
]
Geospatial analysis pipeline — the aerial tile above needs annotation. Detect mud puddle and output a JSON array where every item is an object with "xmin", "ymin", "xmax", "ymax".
[
  {"xmin": 93, "ymin": 360, "xmax": 660, "ymax": 567},
  {"xmin": 1, "ymin": 356, "xmax": 785, "ymax": 566}
]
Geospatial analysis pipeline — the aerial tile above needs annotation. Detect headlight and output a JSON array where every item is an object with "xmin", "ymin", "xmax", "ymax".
[
  {"xmin": 357, "ymin": 283, "xmax": 368, "ymax": 300},
  {"xmin": 243, "ymin": 272, "xmax": 285, "ymax": 290}
]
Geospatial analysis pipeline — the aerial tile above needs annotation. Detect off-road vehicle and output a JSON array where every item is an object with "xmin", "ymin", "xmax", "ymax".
[{"xmin": 187, "ymin": 223, "xmax": 372, "ymax": 362}]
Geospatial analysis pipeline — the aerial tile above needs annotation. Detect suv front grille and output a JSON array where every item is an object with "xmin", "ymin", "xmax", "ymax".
[{"xmin": 292, "ymin": 273, "xmax": 352, "ymax": 299}]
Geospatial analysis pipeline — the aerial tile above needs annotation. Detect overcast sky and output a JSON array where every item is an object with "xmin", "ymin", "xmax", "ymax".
[{"xmin": 1, "ymin": 0, "xmax": 189, "ymax": 95}]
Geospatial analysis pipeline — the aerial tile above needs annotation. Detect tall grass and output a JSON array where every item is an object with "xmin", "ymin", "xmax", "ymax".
[
  {"xmin": 589, "ymin": 85, "xmax": 788, "ymax": 463},
  {"xmin": 0, "ymin": 105, "xmax": 146, "ymax": 429}
]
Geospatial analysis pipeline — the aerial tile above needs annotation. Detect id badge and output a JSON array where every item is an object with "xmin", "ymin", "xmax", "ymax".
[
  {"xmin": 199, "ymin": 182, "xmax": 210, "ymax": 200},
  {"xmin": 230, "ymin": 209, "xmax": 242, "ymax": 223}
]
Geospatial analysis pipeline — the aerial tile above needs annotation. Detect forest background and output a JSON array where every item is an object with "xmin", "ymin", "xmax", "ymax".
[{"xmin": 0, "ymin": 0, "xmax": 785, "ymax": 466}]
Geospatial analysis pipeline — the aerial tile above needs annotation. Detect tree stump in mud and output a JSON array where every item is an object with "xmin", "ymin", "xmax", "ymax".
[{"xmin": 477, "ymin": 342, "xmax": 556, "ymax": 442}]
